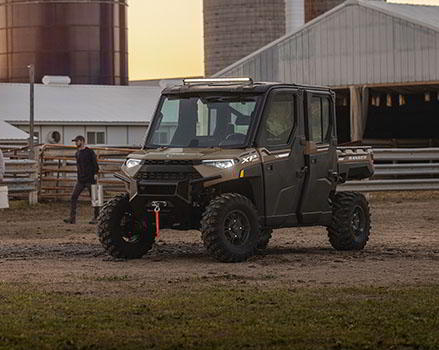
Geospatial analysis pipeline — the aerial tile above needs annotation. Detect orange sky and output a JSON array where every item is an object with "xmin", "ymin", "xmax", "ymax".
[
  {"xmin": 128, "ymin": 0, "xmax": 439, "ymax": 81},
  {"xmin": 128, "ymin": 0, "xmax": 204, "ymax": 80}
]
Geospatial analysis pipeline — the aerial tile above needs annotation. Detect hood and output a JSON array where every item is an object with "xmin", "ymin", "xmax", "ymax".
[{"xmin": 127, "ymin": 148, "xmax": 256, "ymax": 161}]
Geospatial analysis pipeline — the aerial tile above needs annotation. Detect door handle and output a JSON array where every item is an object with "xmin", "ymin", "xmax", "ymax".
[
  {"xmin": 296, "ymin": 166, "xmax": 308, "ymax": 178},
  {"xmin": 266, "ymin": 164, "xmax": 274, "ymax": 171}
]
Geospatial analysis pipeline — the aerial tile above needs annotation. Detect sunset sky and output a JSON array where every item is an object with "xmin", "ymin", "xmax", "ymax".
[{"xmin": 128, "ymin": 0, "xmax": 439, "ymax": 81}]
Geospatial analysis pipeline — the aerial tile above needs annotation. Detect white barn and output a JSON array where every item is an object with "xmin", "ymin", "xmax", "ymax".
[
  {"xmin": 216, "ymin": 0, "xmax": 439, "ymax": 146},
  {"xmin": 0, "ymin": 83, "xmax": 162, "ymax": 146}
]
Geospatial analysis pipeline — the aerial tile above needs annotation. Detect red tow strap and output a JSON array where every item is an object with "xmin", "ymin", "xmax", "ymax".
[{"xmin": 154, "ymin": 206, "xmax": 160, "ymax": 239}]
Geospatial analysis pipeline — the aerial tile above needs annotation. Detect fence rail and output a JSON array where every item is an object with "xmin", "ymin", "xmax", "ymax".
[
  {"xmin": 341, "ymin": 148, "xmax": 439, "ymax": 192},
  {"xmin": 39, "ymin": 144, "xmax": 135, "ymax": 200},
  {"xmin": 3, "ymin": 159, "xmax": 38, "ymax": 203},
  {"xmin": 4, "ymin": 145, "xmax": 439, "ymax": 202}
]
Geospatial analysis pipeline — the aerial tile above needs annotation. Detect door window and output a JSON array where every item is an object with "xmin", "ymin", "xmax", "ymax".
[
  {"xmin": 310, "ymin": 96, "xmax": 331, "ymax": 144},
  {"xmin": 259, "ymin": 91, "xmax": 296, "ymax": 148}
]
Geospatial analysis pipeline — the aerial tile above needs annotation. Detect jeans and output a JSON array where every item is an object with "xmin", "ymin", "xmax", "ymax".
[{"xmin": 70, "ymin": 181, "xmax": 98, "ymax": 219}]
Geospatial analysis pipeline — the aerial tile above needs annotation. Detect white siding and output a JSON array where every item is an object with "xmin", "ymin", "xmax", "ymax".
[
  {"xmin": 107, "ymin": 126, "xmax": 128, "ymax": 145},
  {"xmin": 128, "ymin": 126, "xmax": 148, "ymax": 147},
  {"xmin": 64, "ymin": 126, "xmax": 86, "ymax": 145}
]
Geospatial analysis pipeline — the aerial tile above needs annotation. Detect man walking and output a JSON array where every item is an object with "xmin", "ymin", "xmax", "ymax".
[{"xmin": 64, "ymin": 136, "xmax": 100, "ymax": 224}]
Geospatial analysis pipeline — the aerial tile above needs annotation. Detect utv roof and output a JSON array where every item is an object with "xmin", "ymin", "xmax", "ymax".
[{"xmin": 162, "ymin": 78, "xmax": 333, "ymax": 95}]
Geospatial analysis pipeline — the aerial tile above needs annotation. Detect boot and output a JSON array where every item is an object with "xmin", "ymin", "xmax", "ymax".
[
  {"xmin": 64, "ymin": 216, "xmax": 76, "ymax": 224},
  {"xmin": 89, "ymin": 207, "xmax": 100, "ymax": 225}
]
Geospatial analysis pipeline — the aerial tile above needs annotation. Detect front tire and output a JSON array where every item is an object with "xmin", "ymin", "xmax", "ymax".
[
  {"xmin": 97, "ymin": 194, "xmax": 155, "ymax": 259},
  {"xmin": 327, "ymin": 192, "xmax": 371, "ymax": 251},
  {"xmin": 201, "ymin": 193, "xmax": 260, "ymax": 262}
]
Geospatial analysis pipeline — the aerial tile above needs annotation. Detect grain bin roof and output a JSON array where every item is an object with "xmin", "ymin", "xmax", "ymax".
[{"xmin": 215, "ymin": 0, "xmax": 439, "ymax": 87}]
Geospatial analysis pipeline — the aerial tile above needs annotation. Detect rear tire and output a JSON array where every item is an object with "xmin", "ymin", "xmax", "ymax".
[
  {"xmin": 201, "ymin": 193, "xmax": 260, "ymax": 262},
  {"xmin": 327, "ymin": 192, "xmax": 371, "ymax": 251},
  {"xmin": 97, "ymin": 194, "xmax": 155, "ymax": 259}
]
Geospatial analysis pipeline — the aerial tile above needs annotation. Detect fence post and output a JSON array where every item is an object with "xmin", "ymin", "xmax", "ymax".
[{"xmin": 28, "ymin": 146, "xmax": 39, "ymax": 205}]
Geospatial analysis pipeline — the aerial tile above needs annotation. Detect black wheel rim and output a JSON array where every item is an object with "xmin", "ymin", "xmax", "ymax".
[
  {"xmin": 120, "ymin": 211, "xmax": 145, "ymax": 243},
  {"xmin": 351, "ymin": 206, "xmax": 366, "ymax": 240},
  {"xmin": 223, "ymin": 210, "xmax": 251, "ymax": 246}
]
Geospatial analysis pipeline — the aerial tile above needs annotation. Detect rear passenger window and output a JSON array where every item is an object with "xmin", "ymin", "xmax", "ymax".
[
  {"xmin": 260, "ymin": 92, "xmax": 296, "ymax": 148},
  {"xmin": 310, "ymin": 96, "xmax": 331, "ymax": 144}
]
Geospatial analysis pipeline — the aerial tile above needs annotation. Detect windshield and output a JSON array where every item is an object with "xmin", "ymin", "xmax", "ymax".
[{"xmin": 145, "ymin": 95, "xmax": 260, "ymax": 148}]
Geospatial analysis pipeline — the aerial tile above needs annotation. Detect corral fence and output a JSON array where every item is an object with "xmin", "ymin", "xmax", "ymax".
[
  {"xmin": 1, "ymin": 144, "xmax": 39, "ymax": 204},
  {"xmin": 2, "ymin": 144, "xmax": 439, "ymax": 204},
  {"xmin": 37, "ymin": 146, "xmax": 439, "ymax": 197},
  {"xmin": 39, "ymin": 144, "xmax": 135, "ymax": 200},
  {"xmin": 340, "ymin": 148, "xmax": 439, "ymax": 192}
]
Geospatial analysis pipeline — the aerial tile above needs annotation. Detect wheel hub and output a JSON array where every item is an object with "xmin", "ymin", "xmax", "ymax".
[
  {"xmin": 121, "ymin": 212, "xmax": 145, "ymax": 243},
  {"xmin": 224, "ymin": 210, "xmax": 250, "ymax": 246},
  {"xmin": 351, "ymin": 206, "xmax": 365, "ymax": 238}
]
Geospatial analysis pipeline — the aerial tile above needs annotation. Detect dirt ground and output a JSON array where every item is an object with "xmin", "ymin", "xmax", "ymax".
[{"xmin": 1, "ymin": 192, "xmax": 439, "ymax": 295}]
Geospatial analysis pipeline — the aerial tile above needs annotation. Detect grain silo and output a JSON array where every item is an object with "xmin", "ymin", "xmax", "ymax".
[
  {"xmin": 203, "ymin": 0, "xmax": 286, "ymax": 77},
  {"xmin": 0, "ymin": 0, "xmax": 128, "ymax": 85},
  {"xmin": 305, "ymin": 0, "xmax": 344, "ymax": 22}
]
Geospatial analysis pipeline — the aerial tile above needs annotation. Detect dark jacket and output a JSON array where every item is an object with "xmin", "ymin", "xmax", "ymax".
[{"xmin": 75, "ymin": 148, "xmax": 99, "ymax": 184}]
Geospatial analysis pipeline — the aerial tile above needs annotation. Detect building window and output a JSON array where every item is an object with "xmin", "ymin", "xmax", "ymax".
[{"xmin": 87, "ymin": 131, "xmax": 105, "ymax": 145}]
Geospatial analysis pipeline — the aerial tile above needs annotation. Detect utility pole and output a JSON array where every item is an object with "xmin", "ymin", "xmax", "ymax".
[{"xmin": 28, "ymin": 64, "xmax": 35, "ymax": 159}]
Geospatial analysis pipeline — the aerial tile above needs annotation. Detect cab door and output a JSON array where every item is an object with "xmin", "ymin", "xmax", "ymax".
[
  {"xmin": 257, "ymin": 89, "xmax": 306, "ymax": 228},
  {"xmin": 299, "ymin": 92, "xmax": 337, "ymax": 225}
]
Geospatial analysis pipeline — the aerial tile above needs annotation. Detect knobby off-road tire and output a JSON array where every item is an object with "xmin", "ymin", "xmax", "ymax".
[
  {"xmin": 327, "ymin": 192, "xmax": 371, "ymax": 251},
  {"xmin": 257, "ymin": 228, "xmax": 273, "ymax": 250},
  {"xmin": 201, "ymin": 193, "xmax": 261, "ymax": 262},
  {"xmin": 97, "ymin": 194, "xmax": 155, "ymax": 259}
]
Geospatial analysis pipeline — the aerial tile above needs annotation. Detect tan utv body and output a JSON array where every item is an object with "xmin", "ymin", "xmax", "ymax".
[{"xmin": 97, "ymin": 78, "xmax": 374, "ymax": 262}]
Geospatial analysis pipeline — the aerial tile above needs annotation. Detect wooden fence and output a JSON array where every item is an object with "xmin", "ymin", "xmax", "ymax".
[
  {"xmin": 3, "ymin": 143, "xmax": 439, "ymax": 204},
  {"xmin": 1, "ymin": 145, "xmax": 39, "ymax": 204},
  {"xmin": 39, "ymin": 144, "xmax": 137, "ymax": 200}
]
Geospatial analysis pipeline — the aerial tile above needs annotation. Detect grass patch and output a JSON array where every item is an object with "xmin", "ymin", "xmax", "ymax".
[{"xmin": 0, "ymin": 283, "xmax": 438, "ymax": 349}]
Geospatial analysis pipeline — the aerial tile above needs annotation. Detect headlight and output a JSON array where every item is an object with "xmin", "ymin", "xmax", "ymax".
[
  {"xmin": 125, "ymin": 159, "xmax": 142, "ymax": 168},
  {"xmin": 202, "ymin": 159, "xmax": 236, "ymax": 169}
]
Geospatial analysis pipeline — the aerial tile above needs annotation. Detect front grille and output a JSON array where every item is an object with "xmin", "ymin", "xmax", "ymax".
[
  {"xmin": 143, "ymin": 159, "xmax": 194, "ymax": 166},
  {"xmin": 137, "ymin": 171, "xmax": 195, "ymax": 181},
  {"xmin": 135, "ymin": 163, "xmax": 201, "ymax": 183},
  {"xmin": 142, "ymin": 184, "xmax": 176, "ymax": 195}
]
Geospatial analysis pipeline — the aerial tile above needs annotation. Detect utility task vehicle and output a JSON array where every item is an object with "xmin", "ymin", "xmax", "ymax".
[{"xmin": 97, "ymin": 78, "xmax": 374, "ymax": 262}]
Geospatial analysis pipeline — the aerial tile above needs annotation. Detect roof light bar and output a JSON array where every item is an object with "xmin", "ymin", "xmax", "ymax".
[{"xmin": 183, "ymin": 77, "xmax": 253, "ymax": 85}]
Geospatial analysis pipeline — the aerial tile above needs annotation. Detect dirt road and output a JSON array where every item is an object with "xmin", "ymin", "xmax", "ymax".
[{"xmin": 1, "ymin": 192, "xmax": 439, "ymax": 295}]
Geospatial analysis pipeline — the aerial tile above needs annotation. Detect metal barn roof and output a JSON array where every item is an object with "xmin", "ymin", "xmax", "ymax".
[
  {"xmin": 0, "ymin": 83, "xmax": 162, "ymax": 125},
  {"xmin": 0, "ymin": 121, "xmax": 29, "ymax": 141},
  {"xmin": 367, "ymin": 1, "xmax": 439, "ymax": 31},
  {"xmin": 215, "ymin": 0, "xmax": 439, "ymax": 87}
]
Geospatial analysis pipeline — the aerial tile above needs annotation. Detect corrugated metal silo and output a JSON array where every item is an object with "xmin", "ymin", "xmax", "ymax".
[
  {"xmin": 0, "ymin": 0, "xmax": 128, "ymax": 85},
  {"xmin": 203, "ymin": 0, "xmax": 286, "ymax": 77}
]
